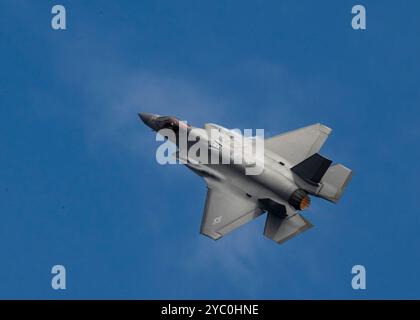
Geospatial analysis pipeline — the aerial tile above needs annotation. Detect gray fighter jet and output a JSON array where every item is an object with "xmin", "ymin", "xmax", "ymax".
[{"xmin": 139, "ymin": 113, "xmax": 352, "ymax": 244}]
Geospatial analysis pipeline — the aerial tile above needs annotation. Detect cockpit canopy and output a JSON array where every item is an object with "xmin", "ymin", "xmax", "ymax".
[{"xmin": 155, "ymin": 116, "xmax": 191, "ymax": 132}]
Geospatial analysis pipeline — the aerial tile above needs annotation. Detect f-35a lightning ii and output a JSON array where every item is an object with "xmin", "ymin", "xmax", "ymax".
[{"xmin": 139, "ymin": 113, "xmax": 352, "ymax": 245}]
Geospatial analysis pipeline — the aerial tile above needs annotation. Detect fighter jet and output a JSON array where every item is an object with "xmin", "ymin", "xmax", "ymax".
[{"xmin": 139, "ymin": 113, "xmax": 352, "ymax": 244}]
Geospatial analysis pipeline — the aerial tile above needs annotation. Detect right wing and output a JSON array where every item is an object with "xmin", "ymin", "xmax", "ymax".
[
  {"xmin": 200, "ymin": 178, "xmax": 312, "ymax": 244},
  {"xmin": 264, "ymin": 205, "xmax": 313, "ymax": 244},
  {"xmin": 265, "ymin": 124, "xmax": 331, "ymax": 166},
  {"xmin": 200, "ymin": 179, "xmax": 263, "ymax": 240}
]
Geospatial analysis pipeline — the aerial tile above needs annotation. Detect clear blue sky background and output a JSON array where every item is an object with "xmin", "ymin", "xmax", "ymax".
[{"xmin": 0, "ymin": 0, "xmax": 419, "ymax": 299}]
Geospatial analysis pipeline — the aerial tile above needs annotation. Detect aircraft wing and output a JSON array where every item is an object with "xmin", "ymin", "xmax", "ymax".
[
  {"xmin": 200, "ymin": 179, "xmax": 263, "ymax": 240},
  {"xmin": 265, "ymin": 123, "xmax": 331, "ymax": 166}
]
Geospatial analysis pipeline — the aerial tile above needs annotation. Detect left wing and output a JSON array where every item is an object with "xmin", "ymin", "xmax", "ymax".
[
  {"xmin": 200, "ymin": 179, "xmax": 263, "ymax": 240},
  {"xmin": 265, "ymin": 123, "xmax": 331, "ymax": 166}
]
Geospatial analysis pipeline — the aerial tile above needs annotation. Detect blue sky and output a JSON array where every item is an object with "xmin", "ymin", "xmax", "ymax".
[{"xmin": 0, "ymin": 0, "xmax": 419, "ymax": 299}]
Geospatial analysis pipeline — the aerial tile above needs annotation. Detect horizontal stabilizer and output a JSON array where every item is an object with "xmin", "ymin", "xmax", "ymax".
[
  {"xmin": 264, "ymin": 212, "xmax": 313, "ymax": 244},
  {"xmin": 318, "ymin": 164, "xmax": 352, "ymax": 203}
]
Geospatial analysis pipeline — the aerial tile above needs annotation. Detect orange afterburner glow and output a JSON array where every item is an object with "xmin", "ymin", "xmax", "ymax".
[{"xmin": 300, "ymin": 196, "xmax": 311, "ymax": 210}]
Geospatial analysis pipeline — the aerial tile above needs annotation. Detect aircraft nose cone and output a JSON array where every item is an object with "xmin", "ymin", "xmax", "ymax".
[{"xmin": 138, "ymin": 112, "xmax": 156, "ymax": 124}]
